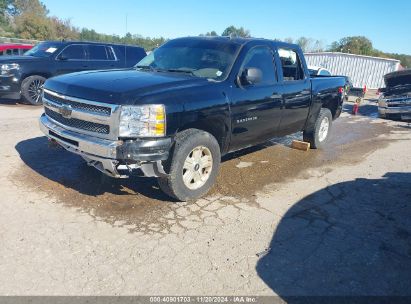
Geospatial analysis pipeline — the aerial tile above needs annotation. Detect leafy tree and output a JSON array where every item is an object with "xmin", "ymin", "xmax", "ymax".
[
  {"xmin": 329, "ymin": 36, "xmax": 373, "ymax": 55},
  {"xmin": 50, "ymin": 17, "xmax": 79, "ymax": 40},
  {"xmin": 199, "ymin": 30, "xmax": 218, "ymax": 36},
  {"xmin": 283, "ymin": 37, "xmax": 294, "ymax": 43},
  {"xmin": 221, "ymin": 25, "xmax": 250, "ymax": 38},
  {"xmin": 14, "ymin": 12, "xmax": 55, "ymax": 39},
  {"xmin": 8, "ymin": 0, "xmax": 48, "ymax": 17}
]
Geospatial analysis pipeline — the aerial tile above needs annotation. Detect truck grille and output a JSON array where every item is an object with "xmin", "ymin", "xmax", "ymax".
[
  {"xmin": 43, "ymin": 92, "xmax": 111, "ymax": 116},
  {"xmin": 45, "ymin": 108, "xmax": 110, "ymax": 134}
]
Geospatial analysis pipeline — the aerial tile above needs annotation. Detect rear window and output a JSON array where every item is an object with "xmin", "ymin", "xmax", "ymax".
[{"xmin": 278, "ymin": 48, "xmax": 305, "ymax": 81}]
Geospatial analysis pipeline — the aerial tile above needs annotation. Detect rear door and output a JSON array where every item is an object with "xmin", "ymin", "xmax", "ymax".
[
  {"xmin": 55, "ymin": 44, "xmax": 87, "ymax": 75},
  {"xmin": 86, "ymin": 44, "xmax": 117, "ymax": 70},
  {"xmin": 276, "ymin": 47, "xmax": 311, "ymax": 134},
  {"xmin": 229, "ymin": 44, "xmax": 283, "ymax": 151}
]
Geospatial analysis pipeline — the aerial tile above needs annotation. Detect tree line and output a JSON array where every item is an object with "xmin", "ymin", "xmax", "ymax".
[{"xmin": 0, "ymin": 0, "xmax": 409, "ymax": 67}]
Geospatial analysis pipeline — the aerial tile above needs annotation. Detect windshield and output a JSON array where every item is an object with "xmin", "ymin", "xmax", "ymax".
[
  {"xmin": 25, "ymin": 42, "xmax": 63, "ymax": 58},
  {"xmin": 136, "ymin": 38, "xmax": 241, "ymax": 80}
]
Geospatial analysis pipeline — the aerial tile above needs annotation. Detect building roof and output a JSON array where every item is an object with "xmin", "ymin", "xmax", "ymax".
[{"xmin": 305, "ymin": 52, "xmax": 400, "ymax": 63}]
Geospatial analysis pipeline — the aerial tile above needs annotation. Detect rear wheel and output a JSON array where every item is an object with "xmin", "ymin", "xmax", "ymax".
[
  {"xmin": 21, "ymin": 75, "xmax": 46, "ymax": 105},
  {"xmin": 303, "ymin": 108, "xmax": 333, "ymax": 149},
  {"xmin": 158, "ymin": 129, "xmax": 221, "ymax": 201}
]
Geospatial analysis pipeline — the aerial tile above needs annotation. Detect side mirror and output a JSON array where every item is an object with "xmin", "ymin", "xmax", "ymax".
[
  {"xmin": 378, "ymin": 87, "xmax": 386, "ymax": 93},
  {"xmin": 241, "ymin": 67, "xmax": 262, "ymax": 85}
]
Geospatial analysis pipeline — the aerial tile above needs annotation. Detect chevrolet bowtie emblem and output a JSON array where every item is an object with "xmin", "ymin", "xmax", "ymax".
[{"xmin": 60, "ymin": 105, "xmax": 72, "ymax": 119}]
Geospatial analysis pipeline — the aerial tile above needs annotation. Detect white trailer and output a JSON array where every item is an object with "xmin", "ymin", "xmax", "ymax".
[{"xmin": 305, "ymin": 52, "xmax": 400, "ymax": 89}]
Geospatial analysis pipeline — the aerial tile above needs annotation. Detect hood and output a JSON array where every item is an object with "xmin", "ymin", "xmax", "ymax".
[
  {"xmin": 44, "ymin": 69, "xmax": 210, "ymax": 104},
  {"xmin": 384, "ymin": 69, "xmax": 411, "ymax": 96},
  {"xmin": 0, "ymin": 55, "xmax": 46, "ymax": 63}
]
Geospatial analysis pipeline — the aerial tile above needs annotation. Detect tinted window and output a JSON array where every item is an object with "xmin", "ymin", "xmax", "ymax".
[
  {"xmin": 124, "ymin": 46, "xmax": 146, "ymax": 62},
  {"xmin": 278, "ymin": 48, "xmax": 304, "ymax": 81},
  {"xmin": 319, "ymin": 69, "xmax": 331, "ymax": 76},
  {"xmin": 6, "ymin": 49, "xmax": 12, "ymax": 55},
  {"xmin": 88, "ymin": 45, "xmax": 109, "ymax": 60},
  {"xmin": 59, "ymin": 45, "xmax": 86, "ymax": 60},
  {"xmin": 12, "ymin": 49, "xmax": 19, "ymax": 55},
  {"xmin": 242, "ymin": 46, "xmax": 276, "ymax": 85},
  {"xmin": 106, "ymin": 47, "xmax": 116, "ymax": 60}
]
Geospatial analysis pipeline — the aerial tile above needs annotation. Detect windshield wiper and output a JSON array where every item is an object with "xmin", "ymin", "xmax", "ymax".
[{"xmin": 160, "ymin": 69, "xmax": 196, "ymax": 76}]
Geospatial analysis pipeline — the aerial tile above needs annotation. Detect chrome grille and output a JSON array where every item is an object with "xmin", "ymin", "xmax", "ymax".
[
  {"xmin": 42, "ymin": 89, "xmax": 121, "ymax": 140},
  {"xmin": 45, "ymin": 108, "xmax": 110, "ymax": 134},
  {"xmin": 43, "ymin": 91, "xmax": 111, "ymax": 116}
]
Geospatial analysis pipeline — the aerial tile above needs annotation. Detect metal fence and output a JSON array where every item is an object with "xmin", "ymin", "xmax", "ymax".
[{"xmin": 305, "ymin": 52, "xmax": 400, "ymax": 89}]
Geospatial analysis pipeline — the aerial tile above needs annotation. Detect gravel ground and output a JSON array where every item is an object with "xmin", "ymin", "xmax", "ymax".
[{"xmin": 0, "ymin": 94, "xmax": 410, "ymax": 297}]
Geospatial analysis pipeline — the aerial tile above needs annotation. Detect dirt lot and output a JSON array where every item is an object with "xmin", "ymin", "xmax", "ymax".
[{"xmin": 0, "ymin": 94, "xmax": 410, "ymax": 296}]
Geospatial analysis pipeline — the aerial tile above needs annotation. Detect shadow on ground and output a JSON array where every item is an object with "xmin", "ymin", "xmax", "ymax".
[
  {"xmin": 14, "ymin": 136, "xmax": 173, "ymax": 201},
  {"xmin": 256, "ymin": 172, "xmax": 411, "ymax": 297}
]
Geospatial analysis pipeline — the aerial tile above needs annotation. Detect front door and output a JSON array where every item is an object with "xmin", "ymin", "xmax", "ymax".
[
  {"xmin": 229, "ymin": 45, "xmax": 283, "ymax": 152},
  {"xmin": 55, "ymin": 44, "xmax": 87, "ymax": 75}
]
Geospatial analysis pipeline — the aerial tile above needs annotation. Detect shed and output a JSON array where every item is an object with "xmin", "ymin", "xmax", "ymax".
[{"xmin": 305, "ymin": 52, "xmax": 400, "ymax": 89}]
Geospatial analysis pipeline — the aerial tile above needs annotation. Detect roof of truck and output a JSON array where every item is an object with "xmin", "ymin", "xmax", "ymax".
[{"xmin": 176, "ymin": 36, "xmax": 301, "ymax": 49}]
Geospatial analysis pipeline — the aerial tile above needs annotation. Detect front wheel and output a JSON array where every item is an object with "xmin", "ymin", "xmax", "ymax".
[
  {"xmin": 303, "ymin": 108, "xmax": 333, "ymax": 149},
  {"xmin": 21, "ymin": 75, "xmax": 46, "ymax": 105},
  {"xmin": 158, "ymin": 129, "xmax": 221, "ymax": 201}
]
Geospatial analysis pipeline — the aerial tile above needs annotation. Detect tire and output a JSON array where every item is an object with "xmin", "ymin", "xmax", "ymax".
[
  {"xmin": 303, "ymin": 108, "xmax": 333, "ymax": 149},
  {"xmin": 158, "ymin": 129, "xmax": 221, "ymax": 201},
  {"xmin": 21, "ymin": 75, "xmax": 46, "ymax": 105}
]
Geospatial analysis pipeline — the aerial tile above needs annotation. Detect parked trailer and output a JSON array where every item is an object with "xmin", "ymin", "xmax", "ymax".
[{"xmin": 305, "ymin": 52, "xmax": 400, "ymax": 89}]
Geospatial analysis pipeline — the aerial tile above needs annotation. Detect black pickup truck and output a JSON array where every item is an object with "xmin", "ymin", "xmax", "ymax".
[
  {"xmin": 0, "ymin": 41, "xmax": 146, "ymax": 105},
  {"xmin": 39, "ymin": 36, "xmax": 345, "ymax": 201}
]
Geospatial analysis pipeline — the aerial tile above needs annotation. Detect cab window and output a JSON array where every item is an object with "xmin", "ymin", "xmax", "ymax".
[
  {"xmin": 241, "ymin": 46, "xmax": 277, "ymax": 85},
  {"xmin": 278, "ymin": 48, "xmax": 305, "ymax": 81},
  {"xmin": 59, "ymin": 45, "xmax": 86, "ymax": 60},
  {"xmin": 88, "ymin": 45, "xmax": 109, "ymax": 60}
]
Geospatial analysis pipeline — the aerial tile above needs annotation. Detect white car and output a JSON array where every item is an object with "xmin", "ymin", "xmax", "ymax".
[{"xmin": 308, "ymin": 65, "xmax": 331, "ymax": 76}]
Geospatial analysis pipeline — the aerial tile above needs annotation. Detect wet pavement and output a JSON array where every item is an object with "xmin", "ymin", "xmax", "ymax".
[
  {"xmin": 1, "ymin": 95, "xmax": 410, "ymax": 295},
  {"xmin": 11, "ymin": 100, "xmax": 404, "ymax": 233}
]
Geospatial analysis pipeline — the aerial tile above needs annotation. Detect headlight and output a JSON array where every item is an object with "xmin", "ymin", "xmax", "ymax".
[
  {"xmin": 119, "ymin": 105, "xmax": 166, "ymax": 137},
  {"xmin": 1, "ymin": 63, "xmax": 20, "ymax": 75}
]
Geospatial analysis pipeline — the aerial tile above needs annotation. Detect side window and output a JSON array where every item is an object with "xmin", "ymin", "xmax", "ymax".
[
  {"xmin": 59, "ymin": 45, "xmax": 86, "ymax": 60},
  {"xmin": 278, "ymin": 48, "xmax": 305, "ymax": 81},
  {"xmin": 242, "ymin": 46, "xmax": 277, "ymax": 85},
  {"xmin": 106, "ymin": 47, "xmax": 116, "ymax": 60},
  {"xmin": 13, "ymin": 49, "xmax": 19, "ymax": 55},
  {"xmin": 88, "ymin": 45, "xmax": 109, "ymax": 60},
  {"xmin": 6, "ymin": 49, "xmax": 12, "ymax": 55}
]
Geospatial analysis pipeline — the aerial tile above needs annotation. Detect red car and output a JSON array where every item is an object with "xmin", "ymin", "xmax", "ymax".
[{"xmin": 0, "ymin": 43, "xmax": 33, "ymax": 56}]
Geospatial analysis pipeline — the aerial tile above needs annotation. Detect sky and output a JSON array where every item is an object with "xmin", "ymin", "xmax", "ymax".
[{"xmin": 41, "ymin": 0, "xmax": 411, "ymax": 54}]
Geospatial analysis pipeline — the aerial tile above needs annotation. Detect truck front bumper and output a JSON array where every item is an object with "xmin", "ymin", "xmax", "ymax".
[
  {"xmin": 0, "ymin": 74, "xmax": 21, "ymax": 99},
  {"xmin": 39, "ymin": 114, "xmax": 171, "ymax": 178}
]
